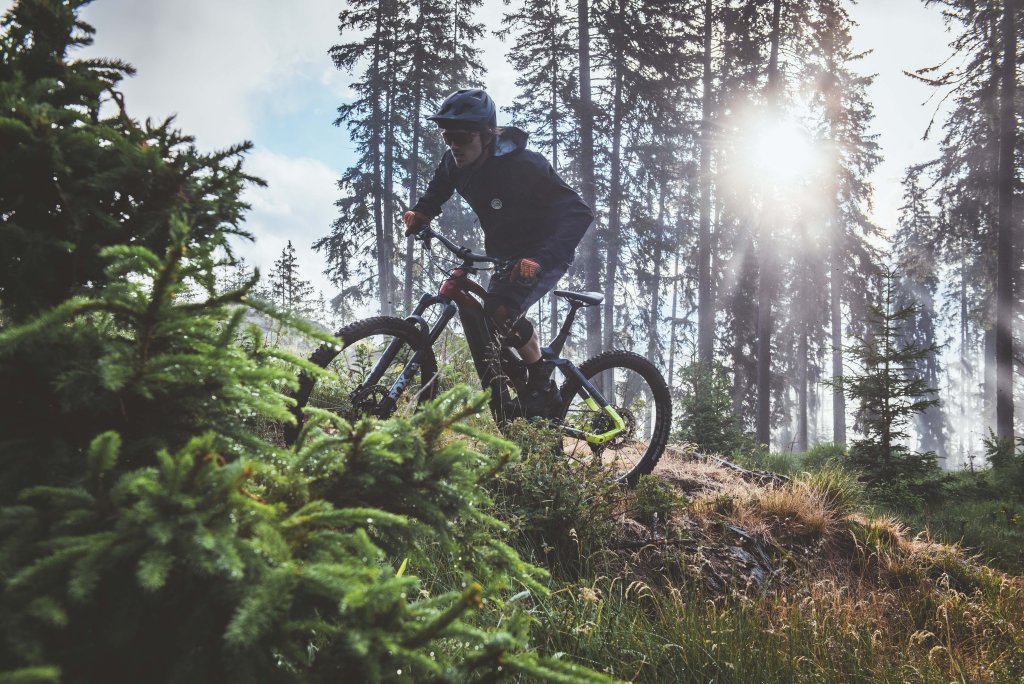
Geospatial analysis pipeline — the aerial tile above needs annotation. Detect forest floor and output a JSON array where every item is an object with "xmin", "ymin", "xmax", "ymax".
[{"xmin": 522, "ymin": 444, "xmax": 1024, "ymax": 682}]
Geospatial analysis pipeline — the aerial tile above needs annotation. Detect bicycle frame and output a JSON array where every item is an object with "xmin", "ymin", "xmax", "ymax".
[{"xmin": 367, "ymin": 235, "xmax": 626, "ymax": 445}]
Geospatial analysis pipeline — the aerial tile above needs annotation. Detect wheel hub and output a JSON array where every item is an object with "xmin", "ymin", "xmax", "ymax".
[
  {"xmin": 591, "ymin": 406, "xmax": 636, "ymax": 449},
  {"xmin": 348, "ymin": 384, "xmax": 391, "ymax": 419}
]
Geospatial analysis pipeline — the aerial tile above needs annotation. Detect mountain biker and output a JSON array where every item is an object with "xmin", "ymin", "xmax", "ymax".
[{"xmin": 403, "ymin": 88, "xmax": 594, "ymax": 415}]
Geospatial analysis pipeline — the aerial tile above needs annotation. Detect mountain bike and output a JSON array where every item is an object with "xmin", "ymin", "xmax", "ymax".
[{"xmin": 287, "ymin": 227, "xmax": 671, "ymax": 485}]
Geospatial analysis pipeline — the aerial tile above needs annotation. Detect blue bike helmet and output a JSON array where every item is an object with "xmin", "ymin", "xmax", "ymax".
[{"xmin": 428, "ymin": 88, "xmax": 497, "ymax": 130}]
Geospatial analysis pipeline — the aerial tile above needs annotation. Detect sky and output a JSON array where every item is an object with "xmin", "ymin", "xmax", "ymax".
[{"xmin": 3, "ymin": 0, "xmax": 955, "ymax": 297}]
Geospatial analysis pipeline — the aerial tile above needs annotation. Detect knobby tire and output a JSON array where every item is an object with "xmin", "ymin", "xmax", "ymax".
[
  {"xmin": 284, "ymin": 316, "xmax": 438, "ymax": 445},
  {"xmin": 557, "ymin": 350, "xmax": 672, "ymax": 486}
]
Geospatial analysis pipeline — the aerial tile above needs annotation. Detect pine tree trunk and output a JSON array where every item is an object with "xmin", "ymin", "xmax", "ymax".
[
  {"xmin": 603, "ymin": 50, "xmax": 624, "ymax": 353},
  {"xmin": 960, "ymin": 246, "xmax": 969, "ymax": 464},
  {"xmin": 755, "ymin": 0, "xmax": 782, "ymax": 447},
  {"xmin": 831, "ymin": 234, "xmax": 846, "ymax": 445},
  {"xmin": 549, "ymin": 29, "xmax": 561, "ymax": 340},
  {"xmin": 382, "ymin": 69, "xmax": 398, "ymax": 317},
  {"xmin": 697, "ymin": 0, "xmax": 715, "ymax": 365},
  {"xmin": 668, "ymin": 245, "xmax": 680, "ymax": 386},
  {"xmin": 370, "ymin": 8, "xmax": 387, "ymax": 316},
  {"xmin": 995, "ymin": 0, "xmax": 1016, "ymax": 441},
  {"xmin": 577, "ymin": 0, "xmax": 602, "ymax": 356},
  {"xmin": 647, "ymin": 182, "xmax": 667, "ymax": 365},
  {"xmin": 404, "ymin": 18, "xmax": 425, "ymax": 314},
  {"xmin": 797, "ymin": 325, "xmax": 808, "ymax": 453}
]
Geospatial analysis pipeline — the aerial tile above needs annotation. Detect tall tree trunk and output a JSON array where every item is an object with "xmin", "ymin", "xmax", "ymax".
[
  {"xmin": 404, "ymin": 14, "xmax": 426, "ymax": 314},
  {"xmin": 603, "ymin": 53, "xmax": 624, "ymax": 353},
  {"xmin": 382, "ymin": 72, "xmax": 398, "ymax": 316},
  {"xmin": 371, "ymin": 6, "xmax": 387, "ymax": 316},
  {"xmin": 647, "ymin": 181, "xmax": 667, "ymax": 365},
  {"xmin": 830, "ymin": 231, "xmax": 846, "ymax": 444},
  {"xmin": 697, "ymin": 0, "xmax": 715, "ymax": 364},
  {"xmin": 797, "ymin": 326, "xmax": 808, "ymax": 452},
  {"xmin": 995, "ymin": 0, "xmax": 1016, "ymax": 440},
  {"xmin": 755, "ymin": 0, "xmax": 782, "ymax": 447},
  {"xmin": 549, "ymin": 26, "xmax": 561, "ymax": 340},
  {"xmin": 577, "ymin": 0, "xmax": 601, "ymax": 356},
  {"xmin": 668, "ymin": 244, "xmax": 681, "ymax": 386}
]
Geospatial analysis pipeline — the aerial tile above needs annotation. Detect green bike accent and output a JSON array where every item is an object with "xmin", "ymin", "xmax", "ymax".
[{"xmin": 582, "ymin": 397, "xmax": 627, "ymax": 446}]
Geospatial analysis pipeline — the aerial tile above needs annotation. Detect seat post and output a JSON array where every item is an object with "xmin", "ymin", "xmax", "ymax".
[{"xmin": 547, "ymin": 302, "xmax": 583, "ymax": 357}]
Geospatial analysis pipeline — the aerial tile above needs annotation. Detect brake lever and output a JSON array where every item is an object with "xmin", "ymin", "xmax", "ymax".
[{"xmin": 414, "ymin": 230, "xmax": 433, "ymax": 250}]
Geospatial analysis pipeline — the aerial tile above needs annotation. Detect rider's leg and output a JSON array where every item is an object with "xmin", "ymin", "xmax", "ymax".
[
  {"xmin": 517, "ymin": 331, "xmax": 541, "ymax": 364},
  {"xmin": 486, "ymin": 260, "xmax": 567, "ymax": 413}
]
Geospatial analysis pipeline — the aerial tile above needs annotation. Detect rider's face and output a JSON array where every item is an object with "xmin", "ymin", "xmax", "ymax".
[{"xmin": 442, "ymin": 129, "xmax": 483, "ymax": 167}]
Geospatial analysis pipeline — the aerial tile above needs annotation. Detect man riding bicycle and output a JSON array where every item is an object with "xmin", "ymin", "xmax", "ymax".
[{"xmin": 403, "ymin": 88, "xmax": 594, "ymax": 416}]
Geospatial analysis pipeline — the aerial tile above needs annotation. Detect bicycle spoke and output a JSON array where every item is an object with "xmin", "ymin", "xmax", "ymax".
[{"xmin": 555, "ymin": 351, "xmax": 671, "ymax": 484}]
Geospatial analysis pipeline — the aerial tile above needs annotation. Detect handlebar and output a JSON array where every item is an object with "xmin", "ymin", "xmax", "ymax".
[{"xmin": 416, "ymin": 227, "xmax": 499, "ymax": 265}]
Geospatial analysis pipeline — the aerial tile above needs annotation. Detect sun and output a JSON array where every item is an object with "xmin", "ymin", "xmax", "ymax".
[{"xmin": 747, "ymin": 118, "xmax": 819, "ymax": 185}]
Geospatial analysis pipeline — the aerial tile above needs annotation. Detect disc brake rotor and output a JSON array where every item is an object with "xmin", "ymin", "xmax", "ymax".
[
  {"xmin": 349, "ymin": 384, "xmax": 390, "ymax": 418},
  {"xmin": 590, "ymin": 406, "xmax": 636, "ymax": 450}
]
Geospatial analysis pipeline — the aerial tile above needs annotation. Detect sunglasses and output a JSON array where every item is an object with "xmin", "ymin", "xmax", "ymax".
[{"xmin": 441, "ymin": 129, "xmax": 478, "ymax": 147}]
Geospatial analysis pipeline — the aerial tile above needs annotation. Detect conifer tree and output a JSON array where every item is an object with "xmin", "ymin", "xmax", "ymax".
[
  {"xmin": 268, "ymin": 240, "xmax": 316, "ymax": 317},
  {"xmin": 909, "ymin": 0, "xmax": 1022, "ymax": 441},
  {"xmin": 0, "ymin": 0, "xmax": 259, "ymax": 324},
  {"xmin": 320, "ymin": 0, "xmax": 486, "ymax": 316},
  {"xmin": 837, "ymin": 267, "xmax": 941, "ymax": 486},
  {"xmin": 896, "ymin": 165, "xmax": 949, "ymax": 462},
  {"xmin": 0, "ymin": 5, "xmax": 611, "ymax": 682}
]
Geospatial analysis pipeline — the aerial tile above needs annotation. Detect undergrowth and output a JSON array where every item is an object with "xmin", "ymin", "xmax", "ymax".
[{"xmin": 487, "ymin": 429, "xmax": 1024, "ymax": 683}]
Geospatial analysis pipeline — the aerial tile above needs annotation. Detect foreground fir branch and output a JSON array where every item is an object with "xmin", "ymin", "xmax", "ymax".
[
  {"xmin": 0, "ymin": 3, "xmax": 612, "ymax": 680},
  {"xmin": 0, "ymin": 193, "xmax": 610, "ymax": 684}
]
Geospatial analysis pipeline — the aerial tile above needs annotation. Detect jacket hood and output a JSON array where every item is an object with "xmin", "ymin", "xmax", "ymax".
[{"xmin": 494, "ymin": 126, "xmax": 529, "ymax": 157}]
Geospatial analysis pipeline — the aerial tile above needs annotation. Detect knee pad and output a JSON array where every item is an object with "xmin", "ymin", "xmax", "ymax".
[
  {"xmin": 506, "ymin": 316, "xmax": 534, "ymax": 348},
  {"xmin": 484, "ymin": 298, "xmax": 532, "ymax": 347}
]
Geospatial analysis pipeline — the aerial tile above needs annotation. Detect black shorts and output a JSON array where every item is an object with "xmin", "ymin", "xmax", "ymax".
[{"xmin": 487, "ymin": 259, "xmax": 569, "ymax": 314}]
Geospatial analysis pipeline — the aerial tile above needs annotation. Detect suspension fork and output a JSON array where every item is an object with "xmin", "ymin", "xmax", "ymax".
[
  {"xmin": 551, "ymin": 358, "xmax": 627, "ymax": 446},
  {"xmin": 362, "ymin": 295, "xmax": 456, "ymax": 410}
]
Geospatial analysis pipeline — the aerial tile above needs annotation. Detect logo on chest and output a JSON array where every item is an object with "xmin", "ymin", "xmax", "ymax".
[{"xmin": 490, "ymin": 198, "xmax": 503, "ymax": 210}]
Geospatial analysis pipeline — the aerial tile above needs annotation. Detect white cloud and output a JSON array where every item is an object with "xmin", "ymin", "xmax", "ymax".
[
  {"xmin": 233, "ymin": 149, "xmax": 340, "ymax": 297},
  {"xmin": 76, "ymin": 0, "xmax": 342, "ymax": 147}
]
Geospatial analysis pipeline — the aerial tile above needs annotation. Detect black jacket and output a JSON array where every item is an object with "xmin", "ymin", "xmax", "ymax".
[{"xmin": 411, "ymin": 127, "xmax": 593, "ymax": 270}]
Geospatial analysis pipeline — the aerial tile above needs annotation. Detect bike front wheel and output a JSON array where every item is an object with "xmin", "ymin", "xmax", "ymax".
[
  {"xmin": 556, "ymin": 350, "xmax": 672, "ymax": 486},
  {"xmin": 285, "ymin": 316, "xmax": 438, "ymax": 444}
]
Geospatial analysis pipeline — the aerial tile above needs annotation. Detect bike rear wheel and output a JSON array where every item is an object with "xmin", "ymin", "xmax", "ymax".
[
  {"xmin": 556, "ymin": 350, "xmax": 672, "ymax": 486},
  {"xmin": 285, "ymin": 316, "xmax": 438, "ymax": 444}
]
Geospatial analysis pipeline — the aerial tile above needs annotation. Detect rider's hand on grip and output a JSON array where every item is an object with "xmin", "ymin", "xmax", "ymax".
[
  {"xmin": 510, "ymin": 257, "xmax": 540, "ymax": 284},
  {"xmin": 403, "ymin": 210, "xmax": 431, "ymax": 236}
]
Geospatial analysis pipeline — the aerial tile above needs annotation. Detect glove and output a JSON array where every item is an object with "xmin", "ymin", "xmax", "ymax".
[
  {"xmin": 510, "ymin": 257, "xmax": 540, "ymax": 284},
  {"xmin": 403, "ymin": 210, "xmax": 431, "ymax": 236}
]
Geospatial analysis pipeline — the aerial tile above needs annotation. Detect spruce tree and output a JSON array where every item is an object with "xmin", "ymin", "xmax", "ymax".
[
  {"xmin": 909, "ymin": 0, "xmax": 1022, "ymax": 441},
  {"xmin": 837, "ymin": 267, "xmax": 941, "ymax": 487},
  {"xmin": 267, "ymin": 240, "xmax": 315, "ymax": 317},
  {"xmin": 0, "ymin": 4, "xmax": 611, "ymax": 682}
]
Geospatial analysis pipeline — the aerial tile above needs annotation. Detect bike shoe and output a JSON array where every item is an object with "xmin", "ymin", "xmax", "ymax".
[{"xmin": 519, "ymin": 379, "xmax": 561, "ymax": 418}]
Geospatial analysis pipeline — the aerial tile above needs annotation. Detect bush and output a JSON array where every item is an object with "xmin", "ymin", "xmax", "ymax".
[
  {"xmin": 631, "ymin": 474, "xmax": 687, "ymax": 526},
  {"xmin": 984, "ymin": 432, "xmax": 1024, "ymax": 500},
  {"xmin": 800, "ymin": 442, "xmax": 846, "ymax": 471},
  {"xmin": 491, "ymin": 420, "xmax": 623, "ymax": 577},
  {"xmin": 673, "ymin": 362, "xmax": 752, "ymax": 456},
  {"xmin": 731, "ymin": 445, "xmax": 800, "ymax": 476}
]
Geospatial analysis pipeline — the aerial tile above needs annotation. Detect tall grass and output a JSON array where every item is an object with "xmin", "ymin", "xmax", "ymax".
[
  {"xmin": 489, "ymin": 429, "xmax": 1024, "ymax": 683},
  {"xmin": 530, "ymin": 571, "xmax": 1024, "ymax": 683}
]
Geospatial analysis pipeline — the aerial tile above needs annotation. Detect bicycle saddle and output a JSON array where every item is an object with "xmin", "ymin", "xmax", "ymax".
[{"xmin": 553, "ymin": 290, "xmax": 604, "ymax": 306}]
